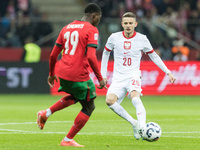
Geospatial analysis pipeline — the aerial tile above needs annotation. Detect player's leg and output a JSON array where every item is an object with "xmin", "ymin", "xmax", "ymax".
[
  {"xmin": 127, "ymin": 77, "xmax": 146, "ymax": 139},
  {"xmin": 60, "ymin": 79, "xmax": 96, "ymax": 147},
  {"xmin": 106, "ymin": 93, "xmax": 141, "ymax": 140},
  {"xmin": 64, "ymin": 100, "xmax": 94, "ymax": 141},
  {"xmin": 130, "ymin": 91, "xmax": 146, "ymax": 128},
  {"xmin": 106, "ymin": 82, "xmax": 138, "ymax": 128},
  {"xmin": 60, "ymin": 100, "xmax": 94, "ymax": 147},
  {"xmin": 37, "ymin": 78, "xmax": 77, "ymax": 130},
  {"xmin": 48, "ymin": 94, "xmax": 77, "ymax": 116},
  {"xmin": 128, "ymin": 77, "xmax": 146, "ymax": 128},
  {"xmin": 129, "ymin": 91, "xmax": 145, "ymax": 139},
  {"xmin": 37, "ymin": 94, "xmax": 76, "ymax": 130}
]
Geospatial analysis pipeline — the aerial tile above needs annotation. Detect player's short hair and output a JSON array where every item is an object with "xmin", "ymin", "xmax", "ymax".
[
  {"xmin": 84, "ymin": 3, "xmax": 101, "ymax": 14},
  {"xmin": 122, "ymin": 12, "xmax": 136, "ymax": 20}
]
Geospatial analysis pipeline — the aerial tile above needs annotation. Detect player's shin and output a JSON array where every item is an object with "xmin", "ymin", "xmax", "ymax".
[
  {"xmin": 66, "ymin": 111, "xmax": 90, "ymax": 139},
  {"xmin": 132, "ymin": 97, "xmax": 146, "ymax": 128}
]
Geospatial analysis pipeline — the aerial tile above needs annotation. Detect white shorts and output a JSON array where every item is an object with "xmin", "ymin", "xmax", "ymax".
[{"xmin": 107, "ymin": 76, "xmax": 142, "ymax": 104}]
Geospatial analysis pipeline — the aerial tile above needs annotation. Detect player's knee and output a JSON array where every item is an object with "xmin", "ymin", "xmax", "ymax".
[
  {"xmin": 82, "ymin": 108, "xmax": 95, "ymax": 116},
  {"xmin": 81, "ymin": 103, "xmax": 95, "ymax": 116},
  {"xmin": 88, "ymin": 105, "xmax": 95, "ymax": 115},
  {"xmin": 106, "ymin": 98, "xmax": 115, "ymax": 106},
  {"xmin": 90, "ymin": 104, "xmax": 95, "ymax": 112}
]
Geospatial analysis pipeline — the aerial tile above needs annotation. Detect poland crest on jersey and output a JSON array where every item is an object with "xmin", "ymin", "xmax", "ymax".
[{"xmin": 124, "ymin": 41, "xmax": 131, "ymax": 50}]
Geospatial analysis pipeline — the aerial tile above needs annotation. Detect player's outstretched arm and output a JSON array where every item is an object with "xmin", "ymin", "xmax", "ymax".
[
  {"xmin": 148, "ymin": 52, "xmax": 176, "ymax": 84},
  {"xmin": 148, "ymin": 52, "xmax": 172, "ymax": 75}
]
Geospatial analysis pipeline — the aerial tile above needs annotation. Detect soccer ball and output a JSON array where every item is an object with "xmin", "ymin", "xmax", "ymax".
[{"xmin": 141, "ymin": 122, "xmax": 162, "ymax": 142}]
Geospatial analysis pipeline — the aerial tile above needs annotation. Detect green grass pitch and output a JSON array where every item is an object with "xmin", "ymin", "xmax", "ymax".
[{"xmin": 0, "ymin": 94, "xmax": 199, "ymax": 150}]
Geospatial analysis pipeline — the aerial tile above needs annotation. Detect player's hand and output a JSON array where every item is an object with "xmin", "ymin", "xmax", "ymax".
[
  {"xmin": 103, "ymin": 78, "xmax": 107, "ymax": 85},
  {"xmin": 167, "ymin": 73, "xmax": 176, "ymax": 83},
  {"xmin": 47, "ymin": 75, "xmax": 58, "ymax": 88},
  {"xmin": 97, "ymin": 79, "xmax": 107, "ymax": 89}
]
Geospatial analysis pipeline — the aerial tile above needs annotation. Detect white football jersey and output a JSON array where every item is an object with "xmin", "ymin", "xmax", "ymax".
[{"xmin": 103, "ymin": 31, "xmax": 153, "ymax": 81}]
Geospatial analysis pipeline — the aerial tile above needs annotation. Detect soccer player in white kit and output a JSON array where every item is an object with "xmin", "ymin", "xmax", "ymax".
[{"xmin": 101, "ymin": 12, "xmax": 176, "ymax": 140}]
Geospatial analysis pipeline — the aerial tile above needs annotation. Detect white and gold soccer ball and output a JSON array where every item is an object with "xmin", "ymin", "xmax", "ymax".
[{"xmin": 141, "ymin": 122, "xmax": 162, "ymax": 142}]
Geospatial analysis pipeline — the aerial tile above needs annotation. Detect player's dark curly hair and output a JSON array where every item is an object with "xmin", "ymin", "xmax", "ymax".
[{"xmin": 84, "ymin": 3, "xmax": 101, "ymax": 14}]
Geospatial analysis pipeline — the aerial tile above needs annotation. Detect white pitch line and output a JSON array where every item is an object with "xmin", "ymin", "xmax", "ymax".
[
  {"xmin": 1, "ymin": 129, "xmax": 200, "ymax": 138},
  {"xmin": 0, "ymin": 129, "xmax": 200, "ymax": 134},
  {"xmin": 1, "ymin": 118, "xmax": 200, "ymax": 126},
  {"xmin": 0, "ymin": 129, "xmax": 199, "ymax": 134},
  {"xmin": 164, "ymin": 131, "xmax": 200, "ymax": 133},
  {"xmin": 0, "ymin": 121, "xmax": 200, "ymax": 138},
  {"xmin": 0, "ymin": 129, "xmax": 66, "ymax": 134},
  {"xmin": 0, "ymin": 120, "xmax": 132, "ymax": 126},
  {"xmin": 0, "ymin": 121, "xmax": 73, "ymax": 126}
]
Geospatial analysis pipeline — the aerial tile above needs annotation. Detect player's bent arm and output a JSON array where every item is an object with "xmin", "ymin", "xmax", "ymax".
[
  {"xmin": 148, "ymin": 51, "xmax": 171, "ymax": 74},
  {"xmin": 49, "ymin": 45, "xmax": 62, "ymax": 76},
  {"xmin": 87, "ymin": 47, "xmax": 103, "ymax": 82},
  {"xmin": 101, "ymin": 49, "xmax": 110, "ymax": 78}
]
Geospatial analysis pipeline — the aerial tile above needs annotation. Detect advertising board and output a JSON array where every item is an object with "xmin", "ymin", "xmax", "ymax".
[
  {"xmin": 51, "ymin": 61, "xmax": 200, "ymax": 96},
  {"xmin": 0, "ymin": 62, "xmax": 49, "ymax": 93}
]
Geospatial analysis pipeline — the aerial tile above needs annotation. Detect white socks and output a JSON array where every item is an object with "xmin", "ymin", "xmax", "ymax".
[
  {"xmin": 109, "ymin": 102, "xmax": 137, "ymax": 127},
  {"xmin": 108, "ymin": 98, "xmax": 146, "ymax": 128},
  {"xmin": 132, "ymin": 97, "xmax": 146, "ymax": 128},
  {"xmin": 46, "ymin": 108, "xmax": 52, "ymax": 118},
  {"xmin": 64, "ymin": 136, "xmax": 72, "ymax": 142}
]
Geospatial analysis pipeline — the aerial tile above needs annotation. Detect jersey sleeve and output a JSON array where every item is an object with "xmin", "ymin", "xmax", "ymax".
[
  {"xmin": 87, "ymin": 27, "xmax": 99, "ymax": 48},
  {"xmin": 87, "ymin": 47, "xmax": 103, "ymax": 81},
  {"xmin": 142, "ymin": 35, "xmax": 154, "ymax": 53},
  {"xmin": 148, "ymin": 51, "xmax": 171, "ymax": 74},
  {"xmin": 101, "ymin": 48, "xmax": 110, "ymax": 78},
  {"xmin": 49, "ymin": 45, "xmax": 62, "ymax": 76},
  {"xmin": 105, "ymin": 34, "xmax": 114, "ymax": 52},
  {"xmin": 86, "ymin": 27, "xmax": 103, "ymax": 81},
  {"xmin": 101, "ymin": 34, "xmax": 114, "ymax": 78}
]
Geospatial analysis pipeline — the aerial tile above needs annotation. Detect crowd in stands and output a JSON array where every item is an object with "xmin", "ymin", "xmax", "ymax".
[
  {"xmin": 0, "ymin": 0, "xmax": 53, "ymax": 47},
  {"xmin": 86, "ymin": 0, "xmax": 200, "ymax": 61},
  {"xmin": 0, "ymin": 0, "xmax": 200, "ymax": 61}
]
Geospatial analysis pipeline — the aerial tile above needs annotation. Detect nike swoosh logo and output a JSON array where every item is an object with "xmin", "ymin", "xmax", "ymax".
[{"xmin": 137, "ymin": 112, "xmax": 143, "ymax": 115}]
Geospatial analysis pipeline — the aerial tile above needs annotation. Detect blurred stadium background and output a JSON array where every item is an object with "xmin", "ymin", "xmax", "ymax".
[{"xmin": 0, "ymin": 0, "xmax": 200, "ymax": 95}]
